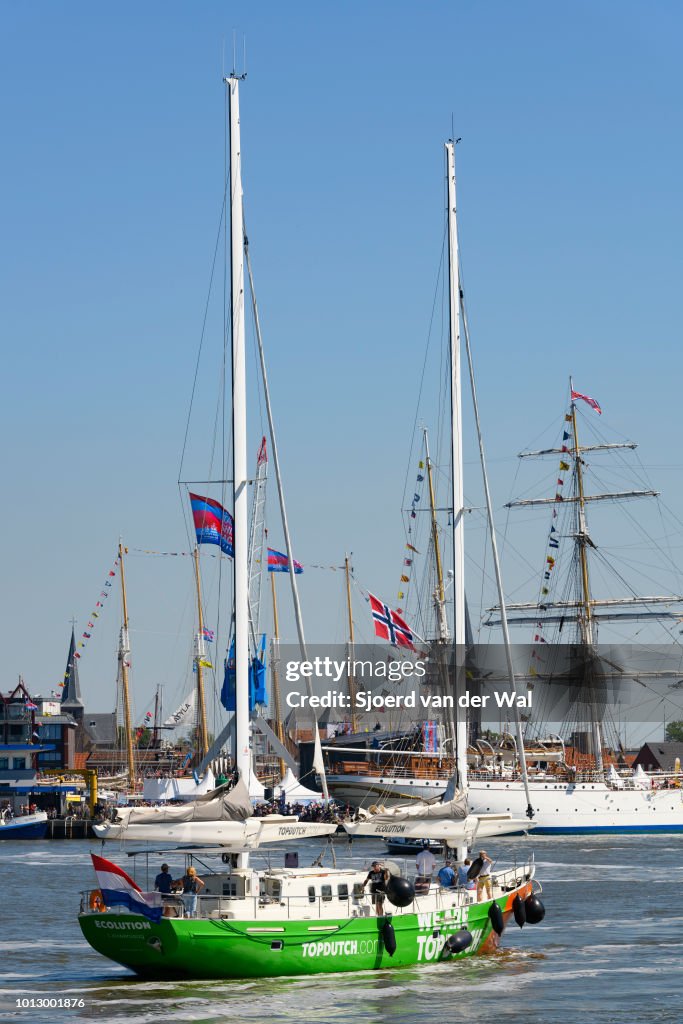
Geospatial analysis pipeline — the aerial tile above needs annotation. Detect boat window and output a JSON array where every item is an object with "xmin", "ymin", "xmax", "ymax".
[
  {"xmin": 270, "ymin": 941, "xmax": 284, "ymax": 951},
  {"xmin": 12, "ymin": 758, "xmax": 26, "ymax": 770},
  {"xmin": 0, "ymin": 758, "xmax": 8, "ymax": 770},
  {"xmin": 307, "ymin": 886, "xmax": 316, "ymax": 904},
  {"xmin": 337, "ymin": 884, "xmax": 349, "ymax": 901},
  {"xmin": 321, "ymin": 885, "xmax": 333, "ymax": 903}
]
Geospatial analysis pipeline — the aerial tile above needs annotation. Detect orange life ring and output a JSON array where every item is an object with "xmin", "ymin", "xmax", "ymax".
[{"xmin": 89, "ymin": 889, "xmax": 106, "ymax": 912}]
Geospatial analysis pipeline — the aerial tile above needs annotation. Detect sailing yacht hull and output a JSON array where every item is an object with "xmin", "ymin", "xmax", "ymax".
[{"xmin": 78, "ymin": 882, "xmax": 531, "ymax": 979}]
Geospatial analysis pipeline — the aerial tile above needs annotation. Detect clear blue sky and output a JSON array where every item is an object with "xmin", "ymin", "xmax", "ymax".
[{"xmin": 2, "ymin": 2, "xmax": 683, "ymax": 740}]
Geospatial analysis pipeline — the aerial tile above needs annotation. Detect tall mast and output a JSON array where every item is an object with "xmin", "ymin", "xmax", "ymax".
[
  {"xmin": 446, "ymin": 140, "xmax": 468, "ymax": 790},
  {"xmin": 569, "ymin": 378, "xmax": 603, "ymax": 771},
  {"xmin": 226, "ymin": 74, "xmax": 251, "ymax": 784},
  {"xmin": 344, "ymin": 555, "xmax": 359, "ymax": 734},
  {"xmin": 193, "ymin": 546, "xmax": 210, "ymax": 760},
  {"xmin": 117, "ymin": 541, "xmax": 135, "ymax": 789},
  {"xmin": 247, "ymin": 438, "xmax": 268, "ymax": 653},
  {"xmin": 424, "ymin": 428, "xmax": 449, "ymax": 641},
  {"xmin": 270, "ymin": 569, "xmax": 286, "ymax": 778}
]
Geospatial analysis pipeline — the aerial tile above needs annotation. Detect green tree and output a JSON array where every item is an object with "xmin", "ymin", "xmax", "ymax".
[{"xmin": 665, "ymin": 720, "xmax": 683, "ymax": 743}]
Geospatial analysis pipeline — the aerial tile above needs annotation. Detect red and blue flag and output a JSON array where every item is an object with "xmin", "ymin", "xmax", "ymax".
[
  {"xmin": 190, "ymin": 492, "xmax": 234, "ymax": 557},
  {"xmin": 90, "ymin": 854, "xmax": 162, "ymax": 922},
  {"xmin": 368, "ymin": 593, "xmax": 415, "ymax": 650},
  {"xmin": 267, "ymin": 548, "xmax": 303, "ymax": 574}
]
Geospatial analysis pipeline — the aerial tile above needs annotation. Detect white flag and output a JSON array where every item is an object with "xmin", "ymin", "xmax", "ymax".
[{"xmin": 163, "ymin": 690, "xmax": 197, "ymax": 729}]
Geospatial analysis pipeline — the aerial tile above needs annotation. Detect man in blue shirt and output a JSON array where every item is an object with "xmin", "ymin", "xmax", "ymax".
[
  {"xmin": 154, "ymin": 863, "xmax": 174, "ymax": 894},
  {"xmin": 437, "ymin": 860, "xmax": 456, "ymax": 888},
  {"xmin": 457, "ymin": 858, "xmax": 476, "ymax": 890}
]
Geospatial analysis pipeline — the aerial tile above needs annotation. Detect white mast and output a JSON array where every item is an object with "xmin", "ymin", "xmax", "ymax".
[
  {"xmin": 446, "ymin": 141, "xmax": 468, "ymax": 790},
  {"xmin": 226, "ymin": 74, "xmax": 251, "ymax": 785}
]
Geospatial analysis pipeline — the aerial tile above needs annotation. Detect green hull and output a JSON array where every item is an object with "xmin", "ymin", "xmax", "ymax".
[{"xmin": 79, "ymin": 885, "xmax": 529, "ymax": 979}]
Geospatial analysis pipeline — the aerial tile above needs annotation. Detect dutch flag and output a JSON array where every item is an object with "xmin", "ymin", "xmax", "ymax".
[{"xmin": 90, "ymin": 854, "xmax": 162, "ymax": 922}]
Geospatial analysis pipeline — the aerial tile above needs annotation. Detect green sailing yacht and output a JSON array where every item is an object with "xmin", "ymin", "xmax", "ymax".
[{"xmin": 78, "ymin": 76, "xmax": 542, "ymax": 980}]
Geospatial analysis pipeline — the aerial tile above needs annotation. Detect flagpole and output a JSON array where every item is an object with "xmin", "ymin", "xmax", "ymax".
[
  {"xmin": 117, "ymin": 541, "xmax": 136, "ymax": 793},
  {"xmin": 193, "ymin": 546, "xmax": 210, "ymax": 761},
  {"xmin": 344, "ymin": 554, "xmax": 359, "ymax": 734},
  {"xmin": 270, "ymin": 570, "xmax": 286, "ymax": 779}
]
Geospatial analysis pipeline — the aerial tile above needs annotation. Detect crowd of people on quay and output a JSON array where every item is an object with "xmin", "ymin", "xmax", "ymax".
[{"xmin": 251, "ymin": 799, "xmax": 358, "ymax": 823}]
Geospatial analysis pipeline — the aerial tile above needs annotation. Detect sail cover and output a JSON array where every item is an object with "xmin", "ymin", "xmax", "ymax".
[{"xmin": 115, "ymin": 778, "xmax": 253, "ymax": 826}]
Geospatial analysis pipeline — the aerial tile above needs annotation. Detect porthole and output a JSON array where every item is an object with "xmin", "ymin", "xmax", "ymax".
[{"xmin": 271, "ymin": 941, "xmax": 284, "ymax": 951}]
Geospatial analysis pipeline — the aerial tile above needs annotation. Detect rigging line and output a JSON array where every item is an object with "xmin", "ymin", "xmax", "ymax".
[
  {"xmin": 177, "ymin": 183, "xmax": 228, "ymax": 486},
  {"xmin": 400, "ymin": 227, "xmax": 447, "ymax": 515},
  {"xmin": 589, "ymin": 547, "xmax": 683, "ymax": 647}
]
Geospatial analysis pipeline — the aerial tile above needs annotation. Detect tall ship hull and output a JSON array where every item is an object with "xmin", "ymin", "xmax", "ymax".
[
  {"xmin": 329, "ymin": 769, "xmax": 683, "ymax": 833},
  {"xmin": 467, "ymin": 778, "xmax": 683, "ymax": 834}
]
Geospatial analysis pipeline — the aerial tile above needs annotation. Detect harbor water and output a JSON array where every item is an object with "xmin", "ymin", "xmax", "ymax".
[{"xmin": 0, "ymin": 834, "xmax": 681, "ymax": 1024}]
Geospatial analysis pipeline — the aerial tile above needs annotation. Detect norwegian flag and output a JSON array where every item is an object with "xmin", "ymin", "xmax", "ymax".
[
  {"xmin": 368, "ymin": 593, "xmax": 415, "ymax": 650},
  {"xmin": 571, "ymin": 389, "xmax": 602, "ymax": 415}
]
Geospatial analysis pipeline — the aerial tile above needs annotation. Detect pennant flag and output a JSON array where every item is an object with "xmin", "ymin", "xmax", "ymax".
[
  {"xmin": 404, "ymin": 558, "xmax": 412, "ymax": 566},
  {"xmin": 413, "ymin": 493, "xmax": 420, "ymax": 503},
  {"xmin": 418, "ymin": 460, "xmax": 424, "ymax": 469},
  {"xmin": 406, "ymin": 544, "xmax": 419, "ymax": 553},
  {"xmin": 542, "ymin": 587, "xmax": 549, "ymax": 595},
  {"xmin": 416, "ymin": 473, "xmax": 424, "ymax": 482},
  {"xmin": 557, "ymin": 477, "xmax": 564, "ymax": 486},
  {"xmin": 565, "ymin": 414, "xmax": 572, "ymax": 422},
  {"xmin": 108, "ymin": 570, "xmax": 116, "ymax": 577},
  {"xmin": 555, "ymin": 493, "xmax": 563, "ymax": 502},
  {"xmin": 369, "ymin": 593, "xmax": 416, "ymax": 650},
  {"xmin": 571, "ymin": 389, "xmax": 602, "ymax": 415},
  {"xmin": 397, "ymin": 591, "xmax": 405, "ymax": 599},
  {"xmin": 562, "ymin": 431, "xmax": 571, "ymax": 441},
  {"xmin": 267, "ymin": 548, "xmax": 303, "ymax": 574},
  {"xmin": 422, "ymin": 721, "xmax": 438, "ymax": 753},
  {"xmin": 561, "ymin": 445, "xmax": 569, "ymax": 453},
  {"xmin": 202, "ymin": 628, "xmax": 215, "ymax": 642},
  {"xmin": 559, "ymin": 460, "xmax": 570, "ymax": 471},
  {"xmin": 530, "ymin": 665, "xmax": 538, "ymax": 676},
  {"xmin": 549, "ymin": 538, "xmax": 559, "ymax": 548},
  {"xmin": 547, "ymin": 555, "xmax": 555, "ymax": 565},
  {"xmin": 90, "ymin": 854, "xmax": 162, "ymax": 922},
  {"xmin": 400, "ymin": 574, "xmax": 410, "ymax": 583},
  {"xmin": 82, "ymin": 632, "xmax": 91, "ymax": 639},
  {"xmin": 199, "ymin": 658, "xmax": 213, "ymax": 669},
  {"xmin": 190, "ymin": 492, "xmax": 234, "ymax": 557},
  {"xmin": 410, "ymin": 510, "xmax": 416, "ymax": 519}
]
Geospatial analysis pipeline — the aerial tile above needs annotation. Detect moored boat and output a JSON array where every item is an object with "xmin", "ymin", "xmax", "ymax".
[{"xmin": 0, "ymin": 809, "xmax": 48, "ymax": 839}]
